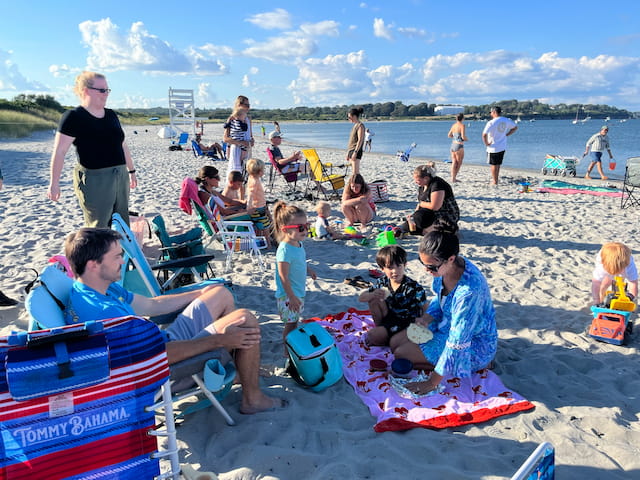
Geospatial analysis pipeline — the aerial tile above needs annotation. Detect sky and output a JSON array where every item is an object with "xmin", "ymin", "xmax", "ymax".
[{"xmin": 1, "ymin": 1, "xmax": 639, "ymax": 111}]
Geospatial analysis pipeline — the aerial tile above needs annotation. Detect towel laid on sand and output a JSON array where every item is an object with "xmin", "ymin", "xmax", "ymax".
[
  {"xmin": 313, "ymin": 309, "xmax": 535, "ymax": 432},
  {"xmin": 537, "ymin": 180, "xmax": 623, "ymax": 197}
]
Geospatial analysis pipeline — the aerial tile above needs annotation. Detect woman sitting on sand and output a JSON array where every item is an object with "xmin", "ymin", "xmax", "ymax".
[
  {"xmin": 195, "ymin": 166, "xmax": 247, "ymax": 217},
  {"xmin": 341, "ymin": 173, "xmax": 375, "ymax": 232},
  {"xmin": 392, "ymin": 226, "xmax": 498, "ymax": 396},
  {"xmin": 396, "ymin": 164, "xmax": 459, "ymax": 236}
]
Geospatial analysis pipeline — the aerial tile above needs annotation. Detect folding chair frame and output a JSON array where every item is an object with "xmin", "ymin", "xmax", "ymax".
[{"xmin": 620, "ymin": 156, "xmax": 640, "ymax": 209}]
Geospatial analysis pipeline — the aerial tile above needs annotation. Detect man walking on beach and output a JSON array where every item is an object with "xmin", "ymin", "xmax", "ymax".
[
  {"xmin": 482, "ymin": 106, "xmax": 518, "ymax": 185},
  {"xmin": 64, "ymin": 227, "xmax": 286, "ymax": 414},
  {"xmin": 583, "ymin": 126, "xmax": 613, "ymax": 180}
]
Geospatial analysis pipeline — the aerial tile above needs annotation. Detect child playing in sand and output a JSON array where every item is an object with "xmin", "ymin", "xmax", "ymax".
[
  {"xmin": 314, "ymin": 201, "xmax": 341, "ymax": 240},
  {"xmin": 359, "ymin": 245, "xmax": 427, "ymax": 346},
  {"xmin": 273, "ymin": 201, "xmax": 317, "ymax": 349},
  {"xmin": 223, "ymin": 170, "xmax": 245, "ymax": 203},
  {"xmin": 591, "ymin": 242, "xmax": 638, "ymax": 305},
  {"xmin": 246, "ymin": 158, "xmax": 273, "ymax": 247}
]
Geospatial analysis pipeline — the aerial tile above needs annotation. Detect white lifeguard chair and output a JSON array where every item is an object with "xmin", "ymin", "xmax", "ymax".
[{"xmin": 168, "ymin": 87, "xmax": 196, "ymax": 138}]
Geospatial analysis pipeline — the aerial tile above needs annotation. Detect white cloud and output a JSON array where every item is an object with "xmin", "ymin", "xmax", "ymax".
[
  {"xmin": 245, "ymin": 8, "xmax": 292, "ymax": 30},
  {"xmin": 49, "ymin": 64, "xmax": 79, "ymax": 78},
  {"xmin": 300, "ymin": 20, "xmax": 340, "ymax": 37},
  {"xmin": 368, "ymin": 63, "xmax": 417, "ymax": 98},
  {"xmin": 78, "ymin": 18, "xmax": 229, "ymax": 76},
  {"xmin": 0, "ymin": 49, "xmax": 47, "ymax": 92},
  {"xmin": 289, "ymin": 50, "xmax": 370, "ymax": 104},
  {"xmin": 242, "ymin": 74, "xmax": 251, "ymax": 88},
  {"xmin": 373, "ymin": 18, "xmax": 393, "ymax": 40},
  {"xmin": 197, "ymin": 82, "xmax": 215, "ymax": 106},
  {"xmin": 243, "ymin": 33, "xmax": 317, "ymax": 63},
  {"xmin": 397, "ymin": 27, "xmax": 427, "ymax": 38}
]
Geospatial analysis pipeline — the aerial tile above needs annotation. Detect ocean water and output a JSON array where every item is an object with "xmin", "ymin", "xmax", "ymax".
[{"xmin": 276, "ymin": 119, "xmax": 639, "ymax": 180}]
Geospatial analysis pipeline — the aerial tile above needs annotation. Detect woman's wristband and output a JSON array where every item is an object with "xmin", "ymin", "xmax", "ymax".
[{"xmin": 128, "ymin": 169, "xmax": 136, "ymax": 174}]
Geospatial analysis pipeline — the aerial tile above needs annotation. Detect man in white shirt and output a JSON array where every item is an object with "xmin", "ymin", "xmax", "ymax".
[{"xmin": 482, "ymin": 106, "xmax": 518, "ymax": 185}]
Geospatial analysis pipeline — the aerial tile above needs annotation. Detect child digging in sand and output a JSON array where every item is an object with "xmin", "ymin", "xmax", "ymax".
[
  {"xmin": 359, "ymin": 245, "xmax": 428, "ymax": 346},
  {"xmin": 273, "ymin": 201, "xmax": 317, "ymax": 351},
  {"xmin": 246, "ymin": 158, "xmax": 273, "ymax": 247},
  {"xmin": 591, "ymin": 242, "xmax": 638, "ymax": 306}
]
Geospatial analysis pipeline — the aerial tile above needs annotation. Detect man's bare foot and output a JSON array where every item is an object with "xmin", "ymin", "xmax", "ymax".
[
  {"xmin": 601, "ymin": 176, "xmax": 608, "ymax": 180},
  {"xmin": 240, "ymin": 395, "xmax": 288, "ymax": 414},
  {"xmin": 584, "ymin": 174, "xmax": 592, "ymax": 179}
]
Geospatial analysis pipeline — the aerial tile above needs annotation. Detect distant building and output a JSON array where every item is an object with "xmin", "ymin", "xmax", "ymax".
[{"xmin": 434, "ymin": 105, "xmax": 465, "ymax": 116}]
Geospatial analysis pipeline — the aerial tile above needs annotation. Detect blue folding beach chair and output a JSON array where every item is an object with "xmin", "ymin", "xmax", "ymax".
[
  {"xmin": 510, "ymin": 442, "xmax": 555, "ymax": 480},
  {"xmin": 396, "ymin": 142, "xmax": 417, "ymax": 162},
  {"xmin": 112, "ymin": 213, "xmax": 230, "ymax": 299}
]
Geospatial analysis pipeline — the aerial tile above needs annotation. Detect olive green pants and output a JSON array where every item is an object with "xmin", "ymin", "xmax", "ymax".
[{"xmin": 73, "ymin": 164, "xmax": 130, "ymax": 228}]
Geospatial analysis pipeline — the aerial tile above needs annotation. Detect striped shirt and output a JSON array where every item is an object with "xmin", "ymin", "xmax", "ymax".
[{"xmin": 586, "ymin": 133, "xmax": 610, "ymax": 152}]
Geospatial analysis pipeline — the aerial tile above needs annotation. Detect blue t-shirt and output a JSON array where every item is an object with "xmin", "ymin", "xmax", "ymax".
[
  {"xmin": 65, "ymin": 281, "xmax": 135, "ymax": 324},
  {"xmin": 275, "ymin": 242, "xmax": 307, "ymax": 299}
]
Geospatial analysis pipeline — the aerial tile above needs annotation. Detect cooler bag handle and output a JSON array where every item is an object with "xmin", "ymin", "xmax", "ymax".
[
  {"xmin": 6, "ymin": 321, "xmax": 110, "ymax": 401},
  {"xmin": 286, "ymin": 331, "xmax": 331, "ymax": 389}
]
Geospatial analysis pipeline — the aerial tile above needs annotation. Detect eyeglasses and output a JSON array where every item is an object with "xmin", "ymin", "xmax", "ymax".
[
  {"xmin": 282, "ymin": 223, "xmax": 310, "ymax": 233},
  {"xmin": 421, "ymin": 259, "xmax": 444, "ymax": 273},
  {"xmin": 87, "ymin": 86, "xmax": 111, "ymax": 94}
]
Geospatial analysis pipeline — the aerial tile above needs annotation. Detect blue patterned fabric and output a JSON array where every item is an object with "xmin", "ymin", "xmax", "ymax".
[{"xmin": 420, "ymin": 258, "xmax": 497, "ymax": 377}]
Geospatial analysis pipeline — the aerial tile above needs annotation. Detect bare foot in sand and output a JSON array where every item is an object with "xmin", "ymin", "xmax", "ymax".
[{"xmin": 240, "ymin": 395, "xmax": 288, "ymax": 414}]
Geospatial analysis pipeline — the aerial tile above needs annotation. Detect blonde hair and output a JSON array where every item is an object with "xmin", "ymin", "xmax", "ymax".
[
  {"xmin": 235, "ymin": 95, "xmax": 250, "ymax": 108},
  {"xmin": 246, "ymin": 158, "xmax": 264, "ymax": 176},
  {"xmin": 273, "ymin": 201, "xmax": 306, "ymax": 241},
  {"xmin": 232, "ymin": 106, "xmax": 247, "ymax": 118},
  {"xmin": 315, "ymin": 201, "xmax": 331, "ymax": 215},
  {"xmin": 74, "ymin": 71, "xmax": 105, "ymax": 98},
  {"xmin": 600, "ymin": 242, "xmax": 632, "ymax": 275}
]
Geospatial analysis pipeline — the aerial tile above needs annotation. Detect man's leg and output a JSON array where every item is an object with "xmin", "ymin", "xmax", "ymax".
[
  {"xmin": 203, "ymin": 290, "xmax": 285, "ymax": 414},
  {"xmin": 490, "ymin": 164, "xmax": 501, "ymax": 185}
]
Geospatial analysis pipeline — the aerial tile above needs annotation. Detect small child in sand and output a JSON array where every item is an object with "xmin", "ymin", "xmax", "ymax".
[
  {"xmin": 273, "ymin": 201, "xmax": 317, "ymax": 350},
  {"xmin": 246, "ymin": 158, "xmax": 273, "ymax": 247},
  {"xmin": 314, "ymin": 201, "xmax": 342, "ymax": 240},
  {"xmin": 591, "ymin": 242, "xmax": 638, "ymax": 305},
  {"xmin": 359, "ymin": 245, "xmax": 427, "ymax": 346},
  {"xmin": 223, "ymin": 170, "xmax": 245, "ymax": 203}
]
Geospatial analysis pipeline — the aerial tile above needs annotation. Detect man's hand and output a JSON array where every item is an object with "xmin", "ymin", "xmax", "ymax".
[{"xmin": 221, "ymin": 324, "xmax": 261, "ymax": 350}]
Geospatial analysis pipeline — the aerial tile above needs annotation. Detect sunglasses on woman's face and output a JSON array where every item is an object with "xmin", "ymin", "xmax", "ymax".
[
  {"xmin": 282, "ymin": 223, "xmax": 310, "ymax": 233},
  {"xmin": 420, "ymin": 258, "xmax": 444, "ymax": 273}
]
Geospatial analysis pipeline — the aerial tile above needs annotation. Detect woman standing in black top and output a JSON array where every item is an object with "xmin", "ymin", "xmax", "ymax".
[{"xmin": 48, "ymin": 71, "xmax": 137, "ymax": 227}]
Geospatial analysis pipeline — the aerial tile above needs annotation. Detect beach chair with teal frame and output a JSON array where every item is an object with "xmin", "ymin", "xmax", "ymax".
[
  {"xmin": 111, "ymin": 214, "xmax": 231, "ymax": 318},
  {"xmin": 510, "ymin": 442, "xmax": 555, "ymax": 480}
]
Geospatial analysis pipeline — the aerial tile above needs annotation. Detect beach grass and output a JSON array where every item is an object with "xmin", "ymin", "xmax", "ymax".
[{"xmin": 0, "ymin": 109, "xmax": 56, "ymax": 138}]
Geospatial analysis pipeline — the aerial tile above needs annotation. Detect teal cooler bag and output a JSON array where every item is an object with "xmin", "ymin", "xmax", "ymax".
[{"xmin": 285, "ymin": 322, "xmax": 343, "ymax": 392}]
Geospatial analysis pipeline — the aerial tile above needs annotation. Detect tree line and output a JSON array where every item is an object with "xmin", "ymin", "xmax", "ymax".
[{"xmin": 0, "ymin": 94, "xmax": 634, "ymax": 125}]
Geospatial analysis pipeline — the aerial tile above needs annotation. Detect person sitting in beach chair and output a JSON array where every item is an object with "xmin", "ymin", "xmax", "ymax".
[
  {"xmin": 267, "ymin": 131, "xmax": 303, "ymax": 174},
  {"xmin": 194, "ymin": 134, "xmax": 225, "ymax": 159},
  {"xmin": 63, "ymin": 227, "xmax": 286, "ymax": 414}
]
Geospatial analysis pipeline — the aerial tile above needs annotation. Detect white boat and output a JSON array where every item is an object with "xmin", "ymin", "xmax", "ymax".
[
  {"xmin": 515, "ymin": 115, "xmax": 522, "ymax": 124},
  {"xmin": 580, "ymin": 116, "xmax": 591, "ymax": 124}
]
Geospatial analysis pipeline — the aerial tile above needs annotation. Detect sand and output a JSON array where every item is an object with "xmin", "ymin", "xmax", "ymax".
[{"xmin": 1, "ymin": 125, "xmax": 639, "ymax": 479}]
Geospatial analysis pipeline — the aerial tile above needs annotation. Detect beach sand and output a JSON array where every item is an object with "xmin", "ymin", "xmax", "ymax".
[{"xmin": 1, "ymin": 125, "xmax": 639, "ymax": 479}]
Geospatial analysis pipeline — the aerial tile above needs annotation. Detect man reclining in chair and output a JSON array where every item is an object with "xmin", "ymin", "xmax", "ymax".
[
  {"xmin": 64, "ymin": 227, "xmax": 286, "ymax": 414},
  {"xmin": 267, "ymin": 131, "xmax": 303, "ymax": 173}
]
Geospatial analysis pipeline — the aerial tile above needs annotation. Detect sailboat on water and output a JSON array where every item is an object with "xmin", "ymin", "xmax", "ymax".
[
  {"xmin": 572, "ymin": 106, "xmax": 580, "ymax": 124},
  {"xmin": 572, "ymin": 106, "xmax": 591, "ymax": 124}
]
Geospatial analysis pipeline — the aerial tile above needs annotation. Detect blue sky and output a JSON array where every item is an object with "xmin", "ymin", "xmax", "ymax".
[{"xmin": 1, "ymin": 1, "xmax": 639, "ymax": 110}]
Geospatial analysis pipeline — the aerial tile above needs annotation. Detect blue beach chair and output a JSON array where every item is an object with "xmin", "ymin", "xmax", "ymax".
[{"xmin": 510, "ymin": 442, "xmax": 555, "ymax": 480}]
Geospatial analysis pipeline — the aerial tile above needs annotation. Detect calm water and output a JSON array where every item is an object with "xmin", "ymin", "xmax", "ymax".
[{"xmin": 276, "ymin": 119, "xmax": 639, "ymax": 179}]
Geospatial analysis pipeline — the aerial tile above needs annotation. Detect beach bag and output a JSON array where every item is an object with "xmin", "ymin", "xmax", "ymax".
[
  {"xmin": 368, "ymin": 180, "xmax": 389, "ymax": 203},
  {"xmin": 285, "ymin": 322, "xmax": 343, "ymax": 392}
]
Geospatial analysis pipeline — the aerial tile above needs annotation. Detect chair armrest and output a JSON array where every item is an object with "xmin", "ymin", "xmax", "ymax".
[{"xmin": 150, "ymin": 254, "xmax": 216, "ymax": 270}]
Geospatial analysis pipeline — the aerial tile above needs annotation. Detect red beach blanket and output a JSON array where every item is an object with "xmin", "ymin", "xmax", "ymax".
[{"xmin": 313, "ymin": 309, "xmax": 534, "ymax": 432}]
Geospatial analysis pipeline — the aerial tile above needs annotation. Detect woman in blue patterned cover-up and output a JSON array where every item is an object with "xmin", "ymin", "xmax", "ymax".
[{"xmin": 391, "ymin": 226, "xmax": 497, "ymax": 396}]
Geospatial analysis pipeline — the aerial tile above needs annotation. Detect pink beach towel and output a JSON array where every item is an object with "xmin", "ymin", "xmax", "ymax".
[
  {"xmin": 537, "ymin": 187, "xmax": 622, "ymax": 197},
  {"xmin": 313, "ymin": 309, "xmax": 535, "ymax": 432}
]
